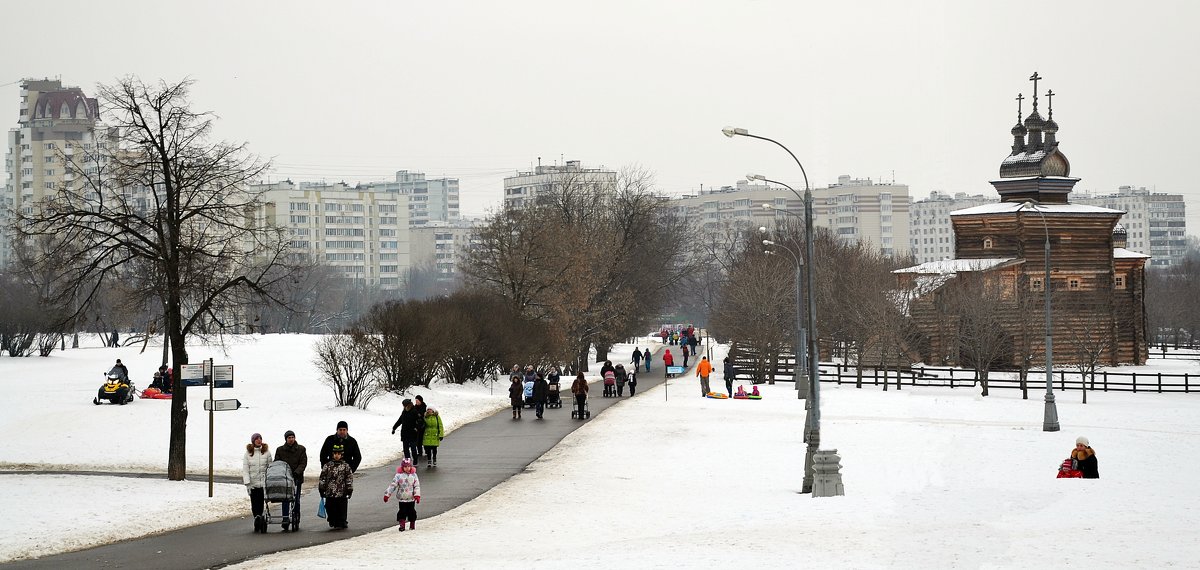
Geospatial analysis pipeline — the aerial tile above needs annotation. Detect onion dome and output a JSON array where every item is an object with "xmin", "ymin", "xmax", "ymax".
[{"xmin": 1023, "ymin": 110, "xmax": 1045, "ymax": 130}]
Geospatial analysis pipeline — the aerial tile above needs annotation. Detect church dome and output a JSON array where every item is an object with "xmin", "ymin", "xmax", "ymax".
[
  {"xmin": 1024, "ymin": 110, "xmax": 1045, "ymax": 130},
  {"xmin": 1043, "ymin": 118, "xmax": 1059, "ymax": 133},
  {"xmin": 1011, "ymin": 121, "xmax": 1028, "ymax": 137}
]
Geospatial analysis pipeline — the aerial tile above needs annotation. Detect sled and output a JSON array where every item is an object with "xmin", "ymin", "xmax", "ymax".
[{"xmin": 706, "ymin": 392, "xmax": 729, "ymax": 399}]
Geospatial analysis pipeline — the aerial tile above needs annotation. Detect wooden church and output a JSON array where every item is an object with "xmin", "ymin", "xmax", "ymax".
[{"xmin": 895, "ymin": 73, "xmax": 1149, "ymax": 368}]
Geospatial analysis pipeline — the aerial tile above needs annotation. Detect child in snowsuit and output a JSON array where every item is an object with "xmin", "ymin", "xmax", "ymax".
[
  {"xmin": 384, "ymin": 457, "xmax": 422, "ymax": 531},
  {"xmin": 423, "ymin": 407, "xmax": 444, "ymax": 466},
  {"xmin": 318, "ymin": 446, "xmax": 354, "ymax": 529}
]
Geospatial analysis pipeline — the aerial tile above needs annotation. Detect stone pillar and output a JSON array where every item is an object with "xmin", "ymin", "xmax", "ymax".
[{"xmin": 811, "ymin": 449, "xmax": 845, "ymax": 498}]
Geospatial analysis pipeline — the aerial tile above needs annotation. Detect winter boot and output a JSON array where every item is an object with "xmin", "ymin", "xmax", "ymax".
[
  {"xmin": 409, "ymin": 520, "xmax": 416, "ymax": 530},
  {"xmin": 512, "ymin": 410, "xmax": 517, "ymax": 419}
]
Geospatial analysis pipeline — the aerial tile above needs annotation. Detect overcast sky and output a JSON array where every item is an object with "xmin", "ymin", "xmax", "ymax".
[{"xmin": 3, "ymin": 1, "xmax": 1197, "ymax": 229}]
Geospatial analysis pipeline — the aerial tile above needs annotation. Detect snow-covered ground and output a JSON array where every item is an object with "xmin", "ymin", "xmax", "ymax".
[{"xmin": 3, "ymin": 335, "xmax": 1200, "ymax": 568}]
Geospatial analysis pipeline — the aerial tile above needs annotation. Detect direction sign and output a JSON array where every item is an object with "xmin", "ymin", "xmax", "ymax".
[
  {"xmin": 204, "ymin": 398, "xmax": 241, "ymax": 411},
  {"xmin": 666, "ymin": 365, "xmax": 685, "ymax": 375},
  {"xmin": 213, "ymin": 365, "xmax": 234, "ymax": 389},
  {"xmin": 181, "ymin": 364, "xmax": 207, "ymax": 387}
]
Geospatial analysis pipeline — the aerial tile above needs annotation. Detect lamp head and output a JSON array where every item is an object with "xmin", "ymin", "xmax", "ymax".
[
  {"xmin": 762, "ymin": 203, "xmax": 773, "ymax": 210},
  {"xmin": 722, "ymin": 126, "xmax": 749, "ymax": 138},
  {"xmin": 763, "ymin": 239, "xmax": 775, "ymax": 246},
  {"xmin": 758, "ymin": 226, "xmax": 768, "ymax": 234},
  {"xmin": 747, "ymin": 173, "xmax": 764, "ymax": 181}
]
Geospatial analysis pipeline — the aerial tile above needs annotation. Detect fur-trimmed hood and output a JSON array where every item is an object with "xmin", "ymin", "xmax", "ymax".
[{"xmin": 246, "ymin": 443, "xmax": 269, "ymax": 455}]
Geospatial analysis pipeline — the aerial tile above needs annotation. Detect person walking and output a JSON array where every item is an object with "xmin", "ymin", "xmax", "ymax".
[
  {"xmin": 571, "ymin": 371, "xmax": 589, "ymax": 419},
  {"xmin": 391, "ymin": 399, "xmax": 424, "ymax": 461},
  {"xmin": 615, "ymin": 364, "xmax": 629, "ymax": 396},
  {"xmin": 681, "ymin": 343, "xmax": 690, "ymax": 368},
  {"xmin": 384, "ymin": 457, "xmax": 421, "ymax": 532},
  {"xmin": 242, "ymin": 433, "xmax": 271, "ymax": 533},
  {"xmin": 631, "ymin": 348, "xmax": 642, "ymax": 371},
  {"xmin": 643, "ymin": 348, "xmax": 652, "ymax": 372},
  {"xmin": 509, "ymin": 376, "xmax": 524, "ymax": 419},
  {"xmin": 689, "ymin": 332, "xmax": 699, "ymax": 358},
  {"xmin": 532, "ymin": 372, "xmax": 549, "ymax": 419},
  {"xmin": 422, "ymin": 408, "xmax": 444, "ymax": 466},
  {"xmin": 723, "ymin": 356, "xmax": 735, "ymax": 395},
  {"xmin": 696, "ymin": 356, "xmax": 713, "ymax": 396},
  {"xmin": 319, "ymin": 421, "xmax": 362, "ymax": 473},
  {"xmin": 274, "ymin": 430, "xmax": 307, "ymax": 532},
  {"xmin": 662, "ymin": 349, "xmax": 674, "ymax": 376},
  {"xmin": 318, "ymin": 445, "xmax": 353, "ymax": 530},
  {"xmin": 1071, "ymin": 436, "xmax": 1100, "ymax": 479},
  {"xmin": 413, "ymin": 395, "xmax": 428, "ymax": 459},
  {"xmin": 628, "ymin": 369, "xmax": 638, "ymax": 396}
]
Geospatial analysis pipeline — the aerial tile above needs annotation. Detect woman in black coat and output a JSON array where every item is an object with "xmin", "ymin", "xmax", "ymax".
[{"xmin": 1071, "ymin": 436, "xmax": 1100, "ymax": 479}]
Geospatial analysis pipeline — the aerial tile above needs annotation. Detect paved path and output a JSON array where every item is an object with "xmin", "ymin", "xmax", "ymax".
[{"xmin": 6, "ymin": 347, "xmax": 699, "ymax": 569}]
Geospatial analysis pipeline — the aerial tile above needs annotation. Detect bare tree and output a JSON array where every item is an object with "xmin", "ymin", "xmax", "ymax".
[
  {"xmin": 940, "ymin": 273, "xmax": 1013, "ymax": 397},
  {"xmin": 312, "ymin": 333, "xmax": 382, "ymax": 408},
  {"xmin": 13, "ymin": 77, "xmax": 296, "ymax": 480}
]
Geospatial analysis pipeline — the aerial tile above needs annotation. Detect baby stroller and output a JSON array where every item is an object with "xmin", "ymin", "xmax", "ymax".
[
  {"xmin": 602, "ymin": 371, "xmax": 617, "ymax": 398},
  {"xmin": 264, "ymin": 460, "xmax": 300, "ymax": 532},
  {"xmin": 547, "ymin": 380, "xmax": 563, "ymax": 409},
  {"xmin": 571, "ymin": 397, "xmax": 591, "ymax": 419}
]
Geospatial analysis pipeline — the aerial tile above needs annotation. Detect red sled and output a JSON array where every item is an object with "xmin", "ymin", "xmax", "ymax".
[{"xmin": 1056, "ymin": 458, "xmax": 1082, "ymax": 479}]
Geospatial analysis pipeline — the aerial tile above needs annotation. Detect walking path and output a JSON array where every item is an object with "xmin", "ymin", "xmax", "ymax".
[{"xmin": 6, "ymin": 347, "xmax": 693, "ymax": 569}]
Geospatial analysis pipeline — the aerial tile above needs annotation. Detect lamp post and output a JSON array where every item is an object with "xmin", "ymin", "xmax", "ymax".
[
  {"xmin": 761, "ymin": 231, "xmax": 807, "ymax": 400},
  {"xmin": 1023, "ymin": 201, "xmax": 1060, "ymax": 432},
  {"xmin": 725, "ymin": 127, "xmax": 842, "ymax": 497}
]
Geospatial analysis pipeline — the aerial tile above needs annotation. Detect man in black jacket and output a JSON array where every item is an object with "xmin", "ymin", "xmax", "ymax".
[
  {"xmin": 532, "ymin": 373, "xmax": 549, "ymax": 419},
  {"xmin": 274, "ymin": 430, "xmax": 308, "ymax": 531},
  {"xmin": 319, "ymin": 421, "xmax": 362, "ymax": 472},
  {"xmin": 391, "ymin": 400, "xmax": 423, "ymax": 461}
]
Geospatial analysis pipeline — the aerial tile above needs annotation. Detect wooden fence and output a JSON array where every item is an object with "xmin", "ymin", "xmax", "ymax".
[{"xmin": 817, "ymin": 362, "xmax": 1197, "ymax": 394}]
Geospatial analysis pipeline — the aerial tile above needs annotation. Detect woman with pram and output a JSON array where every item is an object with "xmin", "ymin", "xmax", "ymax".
[
  {"xmin": 571, "ymin": 371, "xmax": 589, "ymax": 419},
  {"xmin": 243, "ymin": 433, "xmax": 271, "ymax": 533}
]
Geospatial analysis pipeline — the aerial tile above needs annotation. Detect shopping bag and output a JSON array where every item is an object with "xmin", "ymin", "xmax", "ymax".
[{"xmin": 317, "ymin": 497, "xmax": 327, "ymax": 519}]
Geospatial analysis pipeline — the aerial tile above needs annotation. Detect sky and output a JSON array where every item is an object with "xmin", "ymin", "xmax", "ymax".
[
  {"xmin": 3, "ymin": 334, "xmax": 1199, "ymax": 567},
  {"xmin": 3, "ymin": 1, "xmax": 1199, "ymax": 231}
]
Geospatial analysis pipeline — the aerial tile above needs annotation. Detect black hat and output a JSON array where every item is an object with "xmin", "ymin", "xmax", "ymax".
[
  {"xmin": 332, "ymin": 443, "xmax": 345, "ymax": 455},
  {"xmin": 284, "ymin": 430, "xmax": 295, "ymax": 439},
  {"xmin": 337, "ymin": 421, "xmax": 348, "ymax": 430}
]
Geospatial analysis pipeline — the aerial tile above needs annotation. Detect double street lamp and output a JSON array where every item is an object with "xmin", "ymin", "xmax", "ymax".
[
  {"xmin": 724, "ymin": 127, "xmax": 841, "ymax": 496},
  {"xmin": 1022, "ymin": 202, "xmax": 1061, "ymax": 432},
  {"xmin": 761, "ymin": 234, "xmax": 808, "ymax": 400}
]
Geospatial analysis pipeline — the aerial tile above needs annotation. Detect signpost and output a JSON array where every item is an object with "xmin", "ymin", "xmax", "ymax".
[
  {"xmin": 183, "ymin": 357, "xmax": 237, "ymax": 497},
  {"xmin": 666, "ymin": 365, "xmax": 685, "ymax": 376}
]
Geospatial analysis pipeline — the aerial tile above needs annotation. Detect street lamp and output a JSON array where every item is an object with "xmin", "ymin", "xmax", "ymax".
[
  {"xmin": 1022, "ymin": 201, "xmax": 1060, "ymax": 432},
  {"xmin": 761, "ymin": 230, "xmax": 808, "ymax": 401},
  {"xmin": 724, "ymin": 126, "xmax": 842, "ymax": 497}
]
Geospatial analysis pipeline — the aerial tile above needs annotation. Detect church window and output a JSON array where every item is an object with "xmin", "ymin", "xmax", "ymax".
[
  {"xmin": 1115, "ymin": 275, "xmax": 1126, "ymax": 289},
  {"xmin": 983, "ymin": 237, "xmax": 994, "ymax": 249},
  {"xmin": 1068, "ymin": 277, "xmax": 1081, "ymax": 290},
  {"xmin": 1031, "ymin": 277, "xmax": 1044, "ymax": 291}
]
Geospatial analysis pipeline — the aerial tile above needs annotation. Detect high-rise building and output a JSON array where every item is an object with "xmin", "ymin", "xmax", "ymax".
[
  {"xmin": 502, "ymin": 160, "xmax": 617, "ymax": 210},
  {"xmin": 1073, "ymin": 186, "xmax": 1186, "ymax": 266},
  {"xmin": 409, "ymin": 218, "xmax": 483, "ymax": 293},
  {"xmin": 908, "ymin": 191, "xmax": 997, "ymax": 264},
  {"xmin": 2, "ymin": 78, "xmax": 110, "ymax": 268},
  {"xmin": 671, "ymin": 175, "xmax": 912, "ymax": 258},
  {"xmin": 254, "ymin": 180, "xmax": 411, "ymax": 291},
  {"xmin": 362, "ymin": 170, "xmax": 460, "ymax": 227}
]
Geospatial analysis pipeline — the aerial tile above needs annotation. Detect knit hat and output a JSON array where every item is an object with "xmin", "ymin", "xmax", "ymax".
[
  {"xmin": 284, "ymin": 430, "xmax": 295, "ymax": 439},
  {"xmin": 331, "ymin": 443, "xmax": 345, "ymax": 455},
  {"xmin": 1076, "ymin": 436, "xmax": 1089, "ymax": 446},
  {"xmin": 337, "ymin": 421, "xmax": 348, "ymax": 430},
  {"xmin": 250, "ymin": 433, "xmax": 262, "ymax": 443}
]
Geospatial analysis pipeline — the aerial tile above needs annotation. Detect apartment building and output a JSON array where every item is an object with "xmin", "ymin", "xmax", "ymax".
[
  {"xmin": 502, "ymin": 160, "xmax": 617, "ymax": 209},
  {"xmin": 1073, "ymin": 186, "xmax": 1186, "ymax": 266},
  {"xmin": 255, "ymin": 180, "xmax": 411, "ymax": 291},
  {"xmin": 361, "ymin": 170, "xmax": 460, "ymax": 226},
  {"xmin": 2, "ymin": 79, "xmax": 110, "ymax": 268},
  {"xmin": 409, "ymin": 218, "xmax": 484, "ymax": 292},
  {"xmin": 909, "ymin": 191, "xmax": 997, "ymax": 264},
  {"xmin": 673, "ymin": 175, "xmax": 911, "ymax": 258}
]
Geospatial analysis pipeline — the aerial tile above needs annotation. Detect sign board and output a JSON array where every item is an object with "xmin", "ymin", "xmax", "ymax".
[
  {"xmin": 213, "ymin": 365, "xmax": 234, "ymax": 389},
  {"xmin": 204, "ymin": 398, "xmax": 241, "ymax": 411},
  {"xmin": 667, "ymin": 365, "xmax": 685, "ymax": 375},
  {"xmin": 182, "ymin": 364, "xmax": 208, "ymax": 387}
]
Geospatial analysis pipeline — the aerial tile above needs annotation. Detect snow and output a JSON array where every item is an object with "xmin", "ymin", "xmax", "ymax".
[
  {"xmin": 951, "ymin": 202, "xmax": 1123, "ymax": 216},
  {"xmin": 893, "ymin": 257, "xmax": 1016, "ymax": 275},
  {"xmin": 4, "ymin": 335, "xmax": 1200, "ymax": 568},
  {"xmin": 1114, "ymin": 247, "xmax": 1151, "ymax": 259}
]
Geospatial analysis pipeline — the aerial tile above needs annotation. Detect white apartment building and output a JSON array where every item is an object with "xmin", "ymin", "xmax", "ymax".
[
  {"xmin": 361, "ymin": 170, "xmax": 460, "ymax": 226},
  {"xmin": 2, "ymin": 79, "xmax": 110, "ymax": 268},
  {"xmin": 503, "ymin": 160, "xmax": 618, "ymax": 209},
  {"xmin": 255, "ymin": 180, "xmax": 411, "ymax": 291},
  {"xmin": 1073, "ymin": 186, "xmax": 1186, "ymax": 267},
  {"xmin": 909, "ymin": 191, "xmax": 997, "ymax": 264},
  {"xmin": 673, "ymin": 175, "xmax": 912, "ymax": 258}
]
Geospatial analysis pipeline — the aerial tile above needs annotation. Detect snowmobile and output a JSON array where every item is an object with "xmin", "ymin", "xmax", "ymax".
[{"xmin": 94, "ymin": 371, "xmax": 134, "ymax": 405}]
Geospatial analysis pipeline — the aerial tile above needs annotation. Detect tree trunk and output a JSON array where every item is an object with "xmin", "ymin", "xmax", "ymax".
[
  {"xmin": 979, "ymin": 368, "xmax": 990, "ymax": 397},
  {"xmin": 576, "ymin": 343, "xmax": 591, "ymax": 373},
  {"xmin": 1019, "ymin": 363, "xmax": 1028, "ymax": 400},
  {"xmin": 595, "ymin": 343, "xmax": 611, "ymax": 363},
  {"xmin": 167, "ymin": 297, "xmax": 189, "ymax": 480}
]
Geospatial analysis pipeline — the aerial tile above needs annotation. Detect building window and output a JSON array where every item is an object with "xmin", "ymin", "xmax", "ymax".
[
  {"xmin": 983, "ymin": 237, "xmax": 993, "ymax": 249},
  {"xmin": 1031, "ymin": 277, "xmax": 1043, "ymax": 291},
  {"xmin": 1068, "ymin": 277, "xmax": 1081, "ymax": 290},
  {"xmin": 1115, "ymin": 275, "xmax": 1126, "ymax": 289}
]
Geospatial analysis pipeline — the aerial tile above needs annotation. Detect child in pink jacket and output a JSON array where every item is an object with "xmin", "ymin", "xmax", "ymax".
[{"xmin": 384, "ymin": 457, "xmax": 421, "ymax": 531}]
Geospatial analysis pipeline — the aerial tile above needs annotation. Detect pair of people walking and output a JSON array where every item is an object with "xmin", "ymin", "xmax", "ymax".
[{"xmin": 393, "ymin": 399, "xmax": 444, "ymax": 465}]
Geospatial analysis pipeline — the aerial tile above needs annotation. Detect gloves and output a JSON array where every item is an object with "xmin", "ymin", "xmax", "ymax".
[
  {"xmin": 383, "ymin": 495, "xmax": 390, "ymax": 503},
  {"xmin": 391, "ymin": 429, "xmax": 396, "ymax": 435},
  {"xmin": 415, "ymin": 495, "xmax": 421, "ymax": 504}
]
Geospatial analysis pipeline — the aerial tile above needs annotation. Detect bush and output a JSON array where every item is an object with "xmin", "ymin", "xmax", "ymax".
[{"xmin": 312, "ymin": 333, "xmax": 382, "ymax": 408}]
